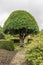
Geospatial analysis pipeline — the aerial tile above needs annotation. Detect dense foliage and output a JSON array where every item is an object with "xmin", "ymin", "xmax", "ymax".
[
  {"xmin": 0, "ymin": 26, "xmax": 5, "ymax": 39},
  {"xmin": 3, "ymin": 10, "xmax": 39, "ymax": 46},
  {"xmin": 0, "ymin": 39, "xmax": 14, "ymax": 51},
  {"xmin": 3, "ymin": 10, "xmax": 39, "ymax": 32},
  {"xmin": 26, "ymin": 31, "xmax": 43, "ymax": 65}
]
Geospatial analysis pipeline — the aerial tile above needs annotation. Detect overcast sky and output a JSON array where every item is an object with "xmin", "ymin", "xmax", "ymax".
[{"xmin": 0, "ymin": 0, "xmax": 43, "ymax": 30}]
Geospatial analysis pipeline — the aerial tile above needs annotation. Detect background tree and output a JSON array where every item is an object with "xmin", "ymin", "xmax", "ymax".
[
  {"xmin": 3, "ymin": 10, "xmax": 39, "ymax": 46},
  {"xmin": 0, "ymin": 26, "xmax": 5, "ymax": 39}
]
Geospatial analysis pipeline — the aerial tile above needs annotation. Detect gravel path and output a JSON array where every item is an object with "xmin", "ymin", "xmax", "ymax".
[
  {"xmin": 0, "ymin": 48, "xmax": 26, "ymax": 65},
  {"xmin": 9, "ymin": 48, "xmax": 26, "ymax": 65}
]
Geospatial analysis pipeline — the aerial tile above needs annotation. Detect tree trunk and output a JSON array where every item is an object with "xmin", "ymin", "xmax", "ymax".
[{"xmin": 20, "ymin": 37, "xmax": 24, "ymax": 47}]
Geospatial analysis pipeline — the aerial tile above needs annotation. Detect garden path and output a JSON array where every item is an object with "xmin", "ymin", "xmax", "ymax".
[{"xmin": 9, "ymin": 48, "xmax": 26, "ymax": 65}]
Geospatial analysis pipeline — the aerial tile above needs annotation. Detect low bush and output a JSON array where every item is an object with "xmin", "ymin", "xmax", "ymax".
[
  {"xmin": 0, "ymin": 39, "xmax": 14, "ymax": 51},
  {"xmin": 14, "ymin": 44, "xmax": 21, "ymax": 51},
  {"xmin": 4, "ymin": 34, "xmax": 14, "ymax": 40},
  {"xmin": 26, "ymin": 32, "xmax": 43, "ymax": 65}
]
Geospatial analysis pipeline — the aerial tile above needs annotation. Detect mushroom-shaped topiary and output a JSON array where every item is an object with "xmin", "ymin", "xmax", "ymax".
[{"xmin": 3, "ymin": 10, "xmax": 39, "ymax": 46}]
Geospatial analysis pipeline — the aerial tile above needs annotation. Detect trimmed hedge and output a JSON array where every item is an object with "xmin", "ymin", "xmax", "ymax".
[{"xmin": 0, "ymin": 39, "xmax": 14, "ymax": 51}]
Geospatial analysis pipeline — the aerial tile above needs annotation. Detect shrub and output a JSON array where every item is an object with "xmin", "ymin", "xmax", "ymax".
[
  {"xmin": 0, "ymin": 39, "xmax": 14, "ymax": 51},
  {"xmin": 26, "ymin": 32, "xmax": 43, "ymax": 65},
  {"xmin": 14, "ymin": 43, "xmax": 21, "ymax": 51},
  {"xmin": 0, "ymin": 26, "xmax": 5, "ymax": 39},
  {"xmin": 4, "ymin": 34, "xmax": 14, "ymax": 40}
]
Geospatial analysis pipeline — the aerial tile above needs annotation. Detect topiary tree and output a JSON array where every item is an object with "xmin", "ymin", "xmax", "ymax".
[{"xmin": 3, "ymin": 10, "xmax": 39, "ymax": 46}]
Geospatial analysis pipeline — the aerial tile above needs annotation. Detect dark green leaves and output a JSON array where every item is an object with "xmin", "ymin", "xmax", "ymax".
[{"xmin": 3, "ymin": 10, "xmax": 39, "ymax": 34}]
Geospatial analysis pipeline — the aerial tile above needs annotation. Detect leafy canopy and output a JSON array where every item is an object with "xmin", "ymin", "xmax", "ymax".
[{"xmin": 3, "ymin": 10, "xmax": 39, "ymax": 33}]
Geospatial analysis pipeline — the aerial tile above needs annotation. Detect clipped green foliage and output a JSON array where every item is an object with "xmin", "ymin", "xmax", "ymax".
[
  {"xmin": 3, "ymin": 10, "xmax": 39, "ymax": 46},
  {"xmin": 0, "ymin": 39, "xmax": 14, "ymax": 51},
  {"xmin": 26, "ymin": 31, "xmax": 43, "ymax": 65},
  {"xmin": 3, "ymin": 10, "xmax": 39, "ymax": 33}
]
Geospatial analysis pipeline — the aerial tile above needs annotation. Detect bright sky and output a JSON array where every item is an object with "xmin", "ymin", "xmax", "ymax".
[{"xmin": 0, "ymin": 0, "xmax": 43, "ymax": 30}]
